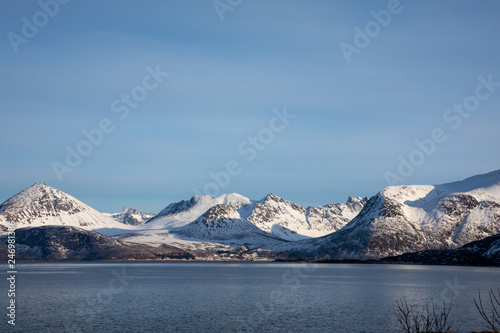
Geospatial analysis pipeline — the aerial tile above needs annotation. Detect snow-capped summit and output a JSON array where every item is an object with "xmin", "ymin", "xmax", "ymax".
[
  {"xmin": 157, "ymin": 193, "xmax": 253, "ymax": 217},
  {"xmin": 146, "ymin": 193, "xmax": 254, "ymax": 229},
  {"xmin": 105, "ymin": 208, "xmax": 155, "ymax": 225},
  {"xmin": 0, "ymin": 183, "xmax": 125, "ymax": 231},
  {"xmin": 247, "ymin": 193, "xmax": 309, "ymax": 238},
  {"xmin": 263, "ymin": 193, "xmax": 281, "ymax": 201}
]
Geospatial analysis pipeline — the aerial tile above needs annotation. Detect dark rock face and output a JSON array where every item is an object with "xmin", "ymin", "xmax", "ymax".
[
  {"xmin": 381, "ymin": 234, "xmax": 500, "ymax": 266},
  {"xmin": 0, "ymin": 226, "xmax": 193, "ymax": 261},
  {"xmin": 381, "ymin": 197, "xmax": 405, "ymax": 218},
  {"xmin": 438, "ymin": 194, "xmax": 479, "ymax": 217}
]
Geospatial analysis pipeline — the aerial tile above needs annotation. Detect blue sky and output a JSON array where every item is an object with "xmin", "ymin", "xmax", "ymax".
[{"xmin": 1, "ymin": 0, "xmax": 499, "ymax": 213}]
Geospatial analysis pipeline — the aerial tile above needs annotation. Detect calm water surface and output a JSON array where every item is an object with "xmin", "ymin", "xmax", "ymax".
[{"xmin": 2, "ymin": 262, "xmax": 499, "ymax": 332}]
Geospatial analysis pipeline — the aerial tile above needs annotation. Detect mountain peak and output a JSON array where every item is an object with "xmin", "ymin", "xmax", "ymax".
[
  {"xmin": 2, "ymin": 183, "xmax": 63, "ymax": 208},
  {"xmin": 0, "ymin": 183, "xmax": 119, "ymax": 229},
  {"xmin": 264, "ymin": 193, "xmax": 282, "ymax": 202},
  {"xmin": 220, "ymin": 193, "xmax": 252, "ymax": 206},
  {"xmin": 346, "ymin": 196, "xmax": 361, "ymax": 204},
  {"xmin": 26, "ymin": 183, "xmax": 56, "ymax": 192},
  {"xmin": 200, "ymin": 204, "xmax": 241, "ymax": 223},
  {"xmin": 123, "ymin": 207, "xmax": 139, "ymax": 214}
]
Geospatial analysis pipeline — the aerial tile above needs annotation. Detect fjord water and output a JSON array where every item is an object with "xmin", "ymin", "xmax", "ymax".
[{"xmin": 3, "ymin": 262, "xmax": 499, "ymax": 333}]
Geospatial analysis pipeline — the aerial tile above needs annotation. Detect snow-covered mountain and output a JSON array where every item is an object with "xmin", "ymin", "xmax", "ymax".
[
  {"xmin": 283, "ymin": 170, "xmax": 500, "ymax": 259},
  {"xmin": 117, "ymin": 200, "xmax": 288, "ymax": 252},
  {"xmin": 147, "ymin": 193, "xmax": 253, "ymax": 229},
  {"xmin": 146, "ymin": 193, "xmax": 367, "ymax": 241},
  {"xmin": 175, "ymin": 204, "xmax": 280, "ymax": 241},
  {"xmin": 0, "ymin": 183, "xmax": 128, "ymax": 232},
  {"xmin": 105, "ymin": 208, "xmax": 155, "ymax": 225},
  {"xmin": 246, "ymin": 193, "xmax": 367, "ymax": 239}
]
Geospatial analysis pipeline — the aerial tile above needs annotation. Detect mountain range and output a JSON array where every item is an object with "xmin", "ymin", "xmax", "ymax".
[
  {"xmin": 1, "ymin": 169, "xmax": 499, "ymax": 263},
  {"xmin": 281, "ymin": 169, "xmax": 500, "ymax": 259}
]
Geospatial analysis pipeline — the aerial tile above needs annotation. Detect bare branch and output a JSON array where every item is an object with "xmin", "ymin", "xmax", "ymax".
[{"xmin": 474, "ymin": 289, "xmax": 500, "ymax": 332}]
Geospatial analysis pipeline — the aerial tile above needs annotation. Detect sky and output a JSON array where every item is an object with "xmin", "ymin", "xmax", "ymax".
[{"xmin": 1, "ymin": 0, "xmax": 499, "ymax": 213}]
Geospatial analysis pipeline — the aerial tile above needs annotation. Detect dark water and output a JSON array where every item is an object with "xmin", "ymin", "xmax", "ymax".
[{"xmin": 2, "ymin": 262, "xmax": 499, "ymax": 332}]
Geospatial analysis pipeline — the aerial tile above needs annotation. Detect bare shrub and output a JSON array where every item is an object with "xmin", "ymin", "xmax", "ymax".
[{"xmin": 395, "ymin": 295, "xmax": 453, "ymax": 333}]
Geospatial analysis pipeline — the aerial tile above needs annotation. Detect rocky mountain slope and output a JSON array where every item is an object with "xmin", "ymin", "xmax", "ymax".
[
  {"xmin": 282, "ymin": 170, "xmax": 500, "ymax": 259},
  {"xmin": 380, "ymin": 234, "xmax": 500, "ymax": 266}
]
